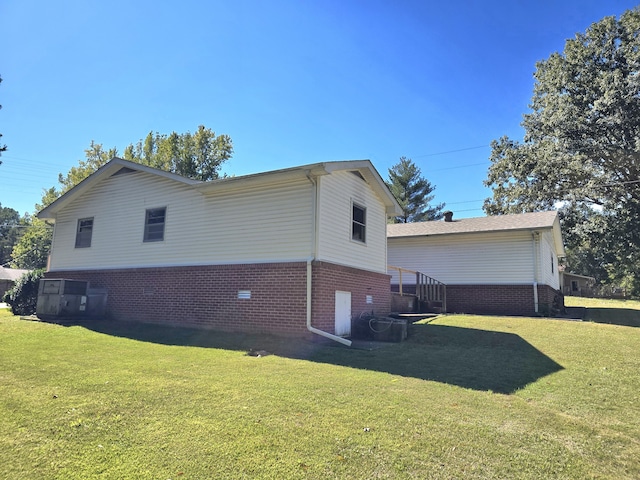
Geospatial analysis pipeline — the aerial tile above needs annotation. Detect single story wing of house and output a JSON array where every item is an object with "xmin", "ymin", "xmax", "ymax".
[
  {"xmin": 37, "ymin": 157, "xmax": 402, "ymax": 344},
  {"xmin": 387, "ymin": 210, "xmax": 566, "ymax": 316}
]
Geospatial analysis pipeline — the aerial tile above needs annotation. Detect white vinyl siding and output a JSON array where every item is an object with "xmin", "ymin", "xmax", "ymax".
[
  {"xmin": 539, "ymin": 230, "xmax": 560, "ymax": 289},
  {"xmin": 200, "ymin": 181, "xmax": 314, "ymax": 261},
  {"xmin": 316, "ymin": 171, "xmax": 388, "ymax": 273},
  {"xmin": 388, "ymin": 231, "xmax": 538, "ymax": 285},
  {"xmin": 48, "ymin": 172, "xmax": 314, "ymax": 271}
]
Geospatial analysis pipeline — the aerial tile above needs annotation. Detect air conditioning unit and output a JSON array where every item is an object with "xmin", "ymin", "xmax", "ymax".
[{"xmin": 36, "ymin": 279, "xmax": 91, "ymax": 318}]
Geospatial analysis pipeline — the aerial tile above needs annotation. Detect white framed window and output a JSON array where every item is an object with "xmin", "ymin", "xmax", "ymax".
[
  {"xmin": 144, "ymin": 207, "xmax": 166, "ymax": 242},
  {"xmin": 351, "ymin": 202, "xmax": 366, "ymax": 243},
  {"xmin": 75, "ymin": 218, "xmax": 94, "ymax": 248}
]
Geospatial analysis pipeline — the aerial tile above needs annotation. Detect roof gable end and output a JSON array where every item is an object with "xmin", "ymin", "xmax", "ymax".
[{"xmin": 37, "ymin": 158, "xmax": 201, "ymax": 219}]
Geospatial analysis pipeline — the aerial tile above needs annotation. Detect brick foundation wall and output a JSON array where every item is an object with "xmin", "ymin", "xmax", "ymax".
[
  {"xmin": 311, "ymin": 261, "xmax": 392, "ymax": 333},
  {"xmin": 391, "ymin": 283, "xmax": 563, "ymax": 316},
  {"xmin": 446, "ymin": 284, "xmax": 563, "ymax": 316},
  {"xmin": 44, "ymin": 261, "xmax": 393, "ymax": 336}
]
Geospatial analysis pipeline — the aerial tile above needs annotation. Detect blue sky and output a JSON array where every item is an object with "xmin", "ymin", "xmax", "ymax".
[{"xmin": 1, "ymin": 0, "xmax": 638, "ymax": 217}]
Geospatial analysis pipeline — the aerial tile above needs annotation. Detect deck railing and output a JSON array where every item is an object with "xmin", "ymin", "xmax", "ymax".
[{"xmin": 388, "ymin": 266, "xmax": 447, "ymax": 313}]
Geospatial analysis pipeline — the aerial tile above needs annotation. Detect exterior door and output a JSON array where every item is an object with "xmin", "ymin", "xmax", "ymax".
[{"xmin": 335, "ymin": 291, "xmax": 351, "ymax": 337}]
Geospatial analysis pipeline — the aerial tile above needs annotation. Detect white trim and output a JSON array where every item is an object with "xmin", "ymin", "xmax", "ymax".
[
  {"xmin": 74, "ymin": 217, "xmax": 94, "ymax": 248},
  {"xmin": 45, "ymin": 257, "xmax": 317, "ymax": 272},
  {"xmin": 350, "ymin": 200, "xmax": 367, "ymax": 245},
  {"xmin": 47, "ymin": 257, "xmax": 394, "ymax": 275},
  {"xmin": 142, "ymin": 206, "xmax": 167, "ymax": 243}
]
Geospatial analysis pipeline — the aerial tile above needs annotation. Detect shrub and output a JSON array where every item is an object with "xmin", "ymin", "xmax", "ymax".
[{"xmin": 3, "ymin": 269, "xmax": 44, "ymax": 316}]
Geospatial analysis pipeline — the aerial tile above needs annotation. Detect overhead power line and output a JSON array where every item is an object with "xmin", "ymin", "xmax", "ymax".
[{"xmin": 411, "ymin": 144, "xmax": 491, "ymax": 159}]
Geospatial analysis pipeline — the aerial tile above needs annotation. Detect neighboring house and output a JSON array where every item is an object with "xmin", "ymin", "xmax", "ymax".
[
  {"xmin": 37, "ymin": 158, "xmax": 402, "ymax": 344},
  {"xmin": 0, "ymin": 266, "xmax": 30, "ymax": 299},
  {"xmin": 559, "ymin": 269, "xmax": 595, "ymax": 297},
  {"xmin": 387, "ymin": 211, "xmax": 565, "ymax": 316}
]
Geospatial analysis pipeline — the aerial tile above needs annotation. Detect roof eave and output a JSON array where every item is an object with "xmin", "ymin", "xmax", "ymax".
[{"xmin": 195, "ymin": 160, "xmax": 403, "ymax": 215}]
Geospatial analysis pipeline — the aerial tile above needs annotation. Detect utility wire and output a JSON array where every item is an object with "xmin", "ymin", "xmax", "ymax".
[{"xmin": 411, "ymin": 144, "xmax": 491, "ymax": 158}]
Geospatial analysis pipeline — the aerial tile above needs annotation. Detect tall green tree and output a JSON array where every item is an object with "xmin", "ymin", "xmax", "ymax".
[
  {"xmin": 386, "ymin": 157, "xmax": 445, "ymax": 223},
  {"xmin": 10, "ymin": 217, "xmax": 52, "ymax": 270},
  {"xmin": 483, "ymin": 8, "xmax": 640, "ymax": 295},
  {"xmin": 41, "ymin": 126, "xmax": 233, "ymax": 210},
  {"xmin": 0, "ymin": 204, "xmax": 22, "ymax": 266},
  {"xmin": 122, "ymin": 126, "xmax": 233, "ymax": 181}
]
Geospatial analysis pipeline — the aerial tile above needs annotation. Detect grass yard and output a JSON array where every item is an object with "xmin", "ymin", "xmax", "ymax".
[
  {"xmin": 564, "ymin": 295, "xmax": 640, "ymax": 327},
  {"xmin": 1, "ymin": 303, "xmax": 639, "ymax": 479}
]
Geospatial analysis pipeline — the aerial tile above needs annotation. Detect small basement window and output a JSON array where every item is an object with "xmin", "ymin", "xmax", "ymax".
[
  {"xmin": 352, "ymin": 203, "xmax": 366, "ymax": 243},
  {"xmin": 75, "ymin": 218, "xmax": 94, "ymax": 248},
  {"xmin": 144, "ymin": 207, "xmax": 166, "ymax": 242}
]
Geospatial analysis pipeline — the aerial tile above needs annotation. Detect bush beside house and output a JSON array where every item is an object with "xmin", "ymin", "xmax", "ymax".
[{"xmin": 3, "ymin": 269, "xmax": 44, "ymax": 316}]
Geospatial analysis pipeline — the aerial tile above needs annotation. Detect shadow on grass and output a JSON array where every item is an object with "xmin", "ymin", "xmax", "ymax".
[
  {"xmin": 583, "ymin": 308, "xmax": 640, "ymax": 327},
  {"xmin": 69, "ymin": 318, "xmax": 562, "ymax": 395},
  {"xmin": 317, "ymin": 324, "xmax": 564, "ymax": 394}
]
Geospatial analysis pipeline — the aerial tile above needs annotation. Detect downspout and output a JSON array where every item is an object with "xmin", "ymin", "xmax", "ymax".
[
  {"xmin": 305, "ymin": 173, "xmax": 352, "ymax": 346},
  {"xmin": 45, "ymin": 220, "xmax": 56, "ymax": 272},
  {"xmin": 531, "ymin": 231, "xmax": 539, "ymax": 314}
]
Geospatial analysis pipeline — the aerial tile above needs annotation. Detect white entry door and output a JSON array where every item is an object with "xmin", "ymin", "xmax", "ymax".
[{"xmin": 335, "ymin": 291, "xmax": 351, "ymax": 337}]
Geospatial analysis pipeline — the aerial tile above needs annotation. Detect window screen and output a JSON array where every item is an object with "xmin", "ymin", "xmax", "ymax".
[
  {"xmin": 352, "ymin": 203, "xmax": 366, "ymax": 243},
  {"xmin": 144, "ymin": 207, "xmax": 166, "ymax": 242},
  {"xmin": 75, "ymin": 218, "xmax": 94, "ymax": 248}
]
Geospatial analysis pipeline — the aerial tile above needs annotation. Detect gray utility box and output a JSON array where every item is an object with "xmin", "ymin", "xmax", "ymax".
[{"xmin": 36, "ymin": 279, "xmax": 92, "ymax": 318}]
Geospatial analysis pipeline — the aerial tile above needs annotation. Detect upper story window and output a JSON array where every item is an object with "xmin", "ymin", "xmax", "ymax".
[
  {"xmin": 75, "ymin": 218, "xmax": 94, "ymax": 248},
  {"xmin": 144, "ymin": 207, "xmax": 166, "ymax": 242},
  {"xmin": 352, "ymin": 203, "xmax": 366, "ymax": 243}
]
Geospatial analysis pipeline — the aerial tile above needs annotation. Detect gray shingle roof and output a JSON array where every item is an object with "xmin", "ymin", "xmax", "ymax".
[
  {"xmin": 387, "ymin": 211, "xmax": 559, "ymax": 238},
  {"xmin": 0, "ymin": 266, "xmax": 30, "ymax": 282}
]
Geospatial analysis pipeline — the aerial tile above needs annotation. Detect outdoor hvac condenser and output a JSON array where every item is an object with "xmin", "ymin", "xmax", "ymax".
[{"xmin": 36, "ymin": 279, "xmax": 89, "ymax": 318}]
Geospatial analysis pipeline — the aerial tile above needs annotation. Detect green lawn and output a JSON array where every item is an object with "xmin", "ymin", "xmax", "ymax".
[
  {"xmin": 1, "ymin": 305, "xmax": 639, "ymax": 479},
  {"xmin": 565, "ymin": 295, "xmax": 640, "ymax": 327}
]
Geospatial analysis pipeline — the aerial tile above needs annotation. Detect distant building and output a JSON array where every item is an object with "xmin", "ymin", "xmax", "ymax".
[{"xmin": 0, "ymin": 266, "xmax": 30, "ymax": 298}]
